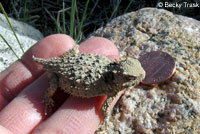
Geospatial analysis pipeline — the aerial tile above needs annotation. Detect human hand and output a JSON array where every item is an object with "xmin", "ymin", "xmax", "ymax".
[{"xmin": 0, "ymin": 34, "xmax": 123, "ymax": 134}]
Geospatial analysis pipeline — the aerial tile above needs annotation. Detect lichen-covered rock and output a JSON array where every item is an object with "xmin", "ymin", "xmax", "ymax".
[
  {"xmin": 0, "ymin": 25, "xmax": 37, "ymax": 72},
  {"xmin": 0, "ymin": 13, "xmax": 43, "ymax": 41},
  {"xmin": 91, "ymin": 8, "xmax": 200, "ymax": 134},
  {"xmin": 0, "ymin": 13, "xmax": 43, "ymax": 72}
]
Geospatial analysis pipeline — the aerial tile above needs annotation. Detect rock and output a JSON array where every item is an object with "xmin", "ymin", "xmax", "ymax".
[
  {"xmin": 0, "ymin": 13, "xmax": 43, "ymax": 41},
  {"xmin": 91, "ymin": 8, "xmax": 200, "ymax": 134},
  {"xmin": 0, "ymin": 13, "xmax": 43, "ymax": 72}
]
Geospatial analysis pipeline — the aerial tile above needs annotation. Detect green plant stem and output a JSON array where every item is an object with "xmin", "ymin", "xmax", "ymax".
[
  {"xmin": 0, "ymin": 2, "xmax": 24, "ymax": 54},
  {"xmin": 44, "ymin": 7, "xmax": 61, "ymax": 33},
  {"xmin": 110, "ymin": 0, "xmax": 121, "ymax": 20},
  {"xmin": 62, "ymin": 1, "xmax": 66, "ymax": 34},
  {"xmin": 76, "ymin": 0, "xmax": 90, "ymax": 42},
  {"xmin": 0, "ymin": 34, "xmax": 19, "ymax": 59},
  {"xmin": 123, "ymin": 0, "xmax": 133, "ymax": 14},
  {"xmin": 70, "ymin": 0, "xmax": 76, "ymax": 38}
]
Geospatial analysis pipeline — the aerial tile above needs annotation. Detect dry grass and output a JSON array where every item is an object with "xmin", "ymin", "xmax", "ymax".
[{"xmin": 1, "ymin": 0, "xmax": 199, "ymax": 42}]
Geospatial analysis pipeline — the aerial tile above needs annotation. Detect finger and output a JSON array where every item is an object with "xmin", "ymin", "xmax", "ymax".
[
  {"xmin": 33, "ymin": 37, "xmax": 120, "ymax": 134},
  {"xmin": 79, "ymin": 37, "xmax": 119, "ymax": 60},
  {"xmin": 0, "ymin": 125, "xmax": 13, "ymax": 134},
  {"xmin": 0, "ymin": 34, "xmax": 75, "ymax": 134},
  {"xmin": 0, "ymin": 34, "xmax": 75, "ymax": 109},
  {"xmin": 0, "ymin": 73, "xmax": 48, "ymax": 134}
]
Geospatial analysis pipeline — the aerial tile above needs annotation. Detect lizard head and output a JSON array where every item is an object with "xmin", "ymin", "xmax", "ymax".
[
  {"xmin": 116, "ymin": 57, "xmax": 145, "ymax": 88},
  {"xmin": 103, "ymin": 57, "xmax": 145, "ymax": 92}
]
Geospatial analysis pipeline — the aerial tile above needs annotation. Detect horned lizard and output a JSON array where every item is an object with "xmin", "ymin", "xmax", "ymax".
[{"xmin": 33, "ymin": 44, "xmax": 145, "ymax": 128}]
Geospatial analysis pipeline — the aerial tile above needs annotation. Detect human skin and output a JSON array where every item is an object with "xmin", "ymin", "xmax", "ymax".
[{"xmin": 0, "ymin": 34, "xmax": 123, "ymax": 134}]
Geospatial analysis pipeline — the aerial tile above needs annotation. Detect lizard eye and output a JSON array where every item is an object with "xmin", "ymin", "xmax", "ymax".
[
  {"xmin": 127, "ymin": 76, "xmax": 136, "ymax": 80},
  {"xmin": 104, "ymin": 72, "xmax": 115, "ymax": 83}
]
